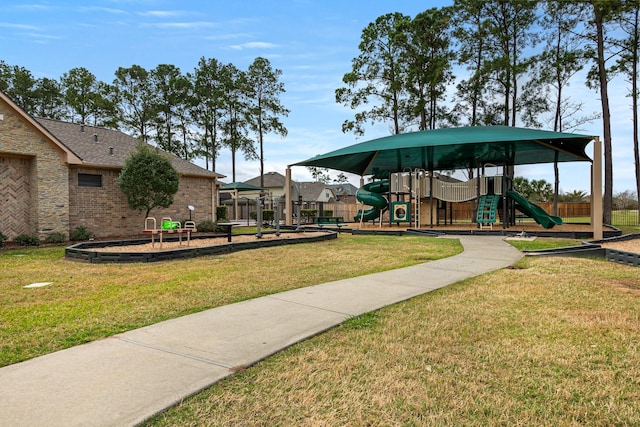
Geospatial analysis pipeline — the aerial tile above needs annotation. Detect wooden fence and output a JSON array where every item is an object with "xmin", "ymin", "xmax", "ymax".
[{"xmin": 318, "ymin": 202, "xmax": 593, "ymax": 223}]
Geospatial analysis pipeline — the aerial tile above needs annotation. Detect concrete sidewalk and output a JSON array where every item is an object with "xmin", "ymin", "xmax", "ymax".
[{"xmin": 0, "ymin": 235, "xmax": 522, "ymax": 427}]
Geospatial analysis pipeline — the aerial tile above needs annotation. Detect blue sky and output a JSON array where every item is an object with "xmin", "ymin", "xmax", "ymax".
[{"xmin": 1, "ymin": 0, "xmax": 637, "ymax": 194}]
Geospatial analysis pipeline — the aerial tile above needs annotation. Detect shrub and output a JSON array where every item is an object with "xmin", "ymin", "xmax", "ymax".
[
  {"xmin": 14, "ymin": 234, "xmax": 40, "ymax": 246},
  {"xmin": 216, "ymin": 206, "xmax": 228, "ymax": 222},
  {"xmin": 197, "ymin": 220, "xmax": 215, "ymax": 232},
  {"xmin": 70, "ymin": 226, "xmax": 94, "ymax": 241},
  {"xmin": 0, "ymin": 231, "xmax": 6, "ymax": 248},
  {"xmin": 263, "ymin": 210, "xmax": 275, "ymax": 222},
  {"xmin": 45, "ymin": 232, "xmax": 67, "ymax": 244},
  {"xmin": 301, "ymin": 209, "xmax": 318, "ymax": 219}
]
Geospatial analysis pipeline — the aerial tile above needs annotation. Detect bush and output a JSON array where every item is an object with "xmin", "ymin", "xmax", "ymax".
[
  {"xmin": 263, "ymin": 210, "xmax": 275, "ymax": 222},
  {"xmin": 197, "ymin": 220, "xmax": 215, "ymax": 232},
  {"xmin": 14, "ymin": 234, "xmax": 40, "ymax": 246},
  {"xmin": 45, "ymin": 232, "xmax": 67, "ymax": 244},
  {"xmin": 0, "ymin": 231, "xmax": 6, "ymax": 248},
  {"xmin": 249, "ymin": 210, "xmax": 275, "ymax": 222},
  {"xmin": 216, "ymin": 206, "xmax": 228, "ymax": 222},
  {"xmin": 70, "ymin": 226, "xmax": 94, "ymax": 241},
  {"xmin": 301, "ymin": 209, "xmax": 318, "ymax": 219}
]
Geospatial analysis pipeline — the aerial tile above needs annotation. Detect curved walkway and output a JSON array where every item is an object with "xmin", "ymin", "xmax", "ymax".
[{"xmin": 0, "ymin": 236, "xmax": 522, "ymax": 427}]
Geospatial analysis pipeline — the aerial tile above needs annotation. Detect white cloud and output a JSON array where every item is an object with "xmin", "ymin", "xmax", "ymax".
[
  {"xmin": 228, "ymin": 41, "xmax": 278, "ymax": 50},
  {"xmin": 0, "ymin": 22, "xmax": 40, "ymax": 30},
  {"xmin": 138, "ymin": 10, "xmax": 192, "ymax": 18},
  {"xmin": 141, "ymin": 21, "xmax": 217, "ymax": 30}
]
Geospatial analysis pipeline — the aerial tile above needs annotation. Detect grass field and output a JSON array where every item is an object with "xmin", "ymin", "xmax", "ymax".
[
  {"xmin": 3, "ymin": 232, "xmax": 639, "ymax": 425},
  {"xmin": 0, "ymin": 233, "xmax": 461, "ymax": 367},
  {"xmin": 145, "ymin": 247, "xmax": 640, "ymax": 426}
]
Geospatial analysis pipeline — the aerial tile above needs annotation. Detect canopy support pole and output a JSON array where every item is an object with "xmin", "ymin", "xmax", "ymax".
[
  {"xmin": 592, "ymin": 137, "xmax": 603, "ymax": 240},
  {"xmin": 285, "ymin": 167, "xmax": 292, "ymax": 226}
]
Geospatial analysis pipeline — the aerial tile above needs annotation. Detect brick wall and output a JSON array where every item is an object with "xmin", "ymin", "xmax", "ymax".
[
  {"xmin": 0, "ymin": 101, "xmax": 69, "ymax": 240},
  {"xmin": 69, "ymin": 166, "xmax": 216, "ymax": 238}
]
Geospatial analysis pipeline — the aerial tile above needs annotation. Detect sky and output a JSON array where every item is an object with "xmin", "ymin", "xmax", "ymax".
[{"xmin": 1, "ymin": 0, "xmax": 637, "ymax": 194}]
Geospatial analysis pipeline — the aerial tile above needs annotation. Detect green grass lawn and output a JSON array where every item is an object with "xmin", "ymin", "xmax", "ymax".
[
  {"xmin": 146, "ymin": 251, "xmax": 640, "ymax": 426},
  {"xmin": 3, "ymin": 233, "xmax": 639, "ymax": 425},
  {"xmin": 0, "ymin": 234, "xmax": 461, "ymax": 367}
]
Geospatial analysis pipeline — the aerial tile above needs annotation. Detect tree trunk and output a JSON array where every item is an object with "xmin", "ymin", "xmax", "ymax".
[
  {"xmin": 594, "ymin": 5, "xmax": 613, "ymax": 224},
  {"xmin": 632, "ymin": 8, "xmax": 640, "ymax": 224}
]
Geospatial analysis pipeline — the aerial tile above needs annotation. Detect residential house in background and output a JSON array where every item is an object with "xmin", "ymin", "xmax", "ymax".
[
  {"xmin": 327, "ymin": 183, "xmax": 358, "ymax": 203},
  {"xmin": 0, "ymin": 90, "xmax": 223, "ymax": 241},
  {"xmin": 298, "ymin": 181, "xmax": 337, "ymax": 209}
]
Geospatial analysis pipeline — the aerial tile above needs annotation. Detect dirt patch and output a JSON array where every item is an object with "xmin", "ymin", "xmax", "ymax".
[
  {"xmin": 91, "ymin": 232, "xmax": 321, "ymax": 252},
  {"xmin": 600, "ymin": 240, "xmax": 640, "ymax": 254}
]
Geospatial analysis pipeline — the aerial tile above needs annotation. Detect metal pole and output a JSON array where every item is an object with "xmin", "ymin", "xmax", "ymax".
[
  {"xmin": 255, "ymin": 196, "xmax": 263, "ymax": 238},
  {"xmin": 274, "ymin": 197, "xmax": 280, "ymax": 236}
]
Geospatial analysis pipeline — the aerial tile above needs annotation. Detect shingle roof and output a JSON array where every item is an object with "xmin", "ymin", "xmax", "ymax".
[
  {"xmin": 327, "ymin": 183, "xmax": 358, "ymax": 196},
  {"xmin": 244, "ymin": 171, "xmax": 286, "ymax": 188},
  {"xmin": 298, "ymin": 181, "xmax": 334, "ymax": 202},
  {"xmin": 34, "ymin": 118, "xmax": 223, "ymax": 178}
]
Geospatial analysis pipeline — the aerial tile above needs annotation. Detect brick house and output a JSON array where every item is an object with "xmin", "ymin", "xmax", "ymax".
[{"xmin": 0, "ymin": 91, "xmax": 223, "ymax": 241}]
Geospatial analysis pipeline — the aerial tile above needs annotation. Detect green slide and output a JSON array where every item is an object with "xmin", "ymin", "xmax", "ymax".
[
  {"xmin": 354, "ymin": 180, "xmax": 389, "ymax": 221},
  {"xmin": 507, "ymin": 190, "xmax": 563, "ymax": 229}
]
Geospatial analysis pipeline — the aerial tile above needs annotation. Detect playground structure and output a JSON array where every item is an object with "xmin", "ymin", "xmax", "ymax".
[
  {"xmin": 288, "ymin": 126, "xmax": 603, "ymax": 239},
  {"xmin": 354, "ymin": 166, "xmax": 563, "ymax": 230},
  {"xmin": 142, "ymin": 217, "xmax": 197, "ymax": 248}
]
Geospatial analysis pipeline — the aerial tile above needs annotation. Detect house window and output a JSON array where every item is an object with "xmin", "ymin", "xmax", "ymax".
[{"xmin": 78, "ymin": 173, "xmax": 102, "ymax": 187}]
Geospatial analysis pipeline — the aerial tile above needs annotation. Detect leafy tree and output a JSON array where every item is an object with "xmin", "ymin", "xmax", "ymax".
[
  {"xmin": 90, "ymin": 81, "xmax": 119, "ymax": 128},
  {"xmin": 613, "ymin": 190, "xmax": 638, "ymax": 209},
  {"xmin": 583, "ymin": 0, "xmax": 625, "ymax": 224},
  {"xmin": 247, "ymin": 57, "xmax": 289, "ymax": 188},
  {"xmin": 483, "ymin": 0, "xmax": 539, "ymax": 127},
  {"xmin": 530, "ymin": 1, "xmax": 597, "ymax": 214},
  {"xmin": 334, "ymin": 173, "xmax": 349, "ymax": 184},
  {"xmin": 0, "ymin": 60, "xmax": 9, "ymax": 93},
  {"xmin": 529, "ymin": 179, "xmax": 553, "ymax": 202},
  {"xmin": 307, "ymin": 166, "xmax": 331, "ymax": 184},
  {"xmin": 560, "ymin": 189, "xmax": 588, "ymax": 202},
  {"xmin": 60, "ymin": 67, "xmax": 105, "ymax": 125},
  {"xmin": 405, "ymin": 7, "xmax": 455, "ymax": 130},
  {"xmin": 452, "ymin": 0, "xmax": 492, "ymax": 126},
  {"xmin": 513, "ymin": 177, "xmax": 552, "ymax": 202},
  {"xmin": 336, "ymin": 12, "xmax": 412, "ymax": 136},
  {"xmin": 190, "ymin": 57, "xmax": 225, "ymax": 171},
  {"xmin": 33, "ymin": 77, "xmax": 66, "ymax": 119},
  {"xmin": 113, "ymin": 65, "xmax": 155, "ymax": 142},
  {"xmin": 6, "ymin": 65, "xmax": 37, "ymax": 114},
  {"xmin": 220, "ymin": 63, "xmax": 255, "ymax": 182},
  {"xmin": 614, "ymin": 0, "xmax": 640, "ymax": 223},
  {"xmin": 149, "ymin": 64, "xmax": 193, "ymax": 158},
  {"xmin": 116, "ymin": 144, "xmax": 179, "ymax": 218},
  {"xmin": 513, "ymin": 176, "xmax": 533, "ymax": 199}
]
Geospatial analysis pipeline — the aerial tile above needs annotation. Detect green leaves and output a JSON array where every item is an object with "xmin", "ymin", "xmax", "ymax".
[{"xmin": 116, "ymin": 144, "xmax": 179, "ymax": 217}]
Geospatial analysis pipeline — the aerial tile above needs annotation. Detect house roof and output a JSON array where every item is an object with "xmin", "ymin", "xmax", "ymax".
[
  {"xmin": 327, "ymin": 183, "xmax": 358, "ymax": 196},
  {"xmin": 244, "ymin": 171, "xmax": 287, "ymax": 188},
  {"xmin": 0, "ymin": 91, "xmax": 82, "ymax": 165},
  {"xmin": 298, "ymin": 181, "xmax": 335, "ymax": 202},
  {"xmin": 34, "ymin": 118, "xmax": 223, "ymax": 179}
]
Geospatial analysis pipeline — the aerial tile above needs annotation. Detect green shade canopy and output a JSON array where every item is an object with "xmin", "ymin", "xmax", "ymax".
[
  {"xmin": 293, "ymin": 126, "xmax": 595, "ymax": 177},
  {"xmin": 220, "ymin": 182, "xmax": 264, "ymax": 192}
]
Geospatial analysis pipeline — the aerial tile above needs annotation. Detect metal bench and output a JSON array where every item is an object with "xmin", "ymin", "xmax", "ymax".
[{"xmin": 313, "ymin": 216, "xmax": 347, "ymax": 228}]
